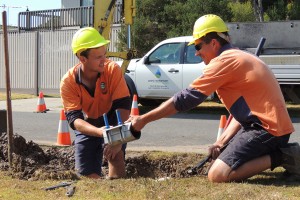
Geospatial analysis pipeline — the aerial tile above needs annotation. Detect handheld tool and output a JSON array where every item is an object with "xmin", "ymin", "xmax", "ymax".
[{"xmin": 44, "ymin": 181, "xmax": 75, "ymax": 191}]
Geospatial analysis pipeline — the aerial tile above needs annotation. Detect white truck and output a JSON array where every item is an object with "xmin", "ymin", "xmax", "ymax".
[
  {"xmin": 227, "ymin": 21, "xmax": 300, "ymax": 103},
  {"xmin": 122, "ymin": 36, "xmax": 210, "ymax": 106},
  {"xmin": 122, "ymin": 21, "xmax": 300, "ymax": 105}
]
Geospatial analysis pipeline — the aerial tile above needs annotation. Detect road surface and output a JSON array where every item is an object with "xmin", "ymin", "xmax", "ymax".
[{"xmin": 1, "ymin": 98, "xmax": 299, "ymax": 153}]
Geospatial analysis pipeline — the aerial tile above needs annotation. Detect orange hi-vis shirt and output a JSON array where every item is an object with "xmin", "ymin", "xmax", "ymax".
[
  {"xmin": 60, "ymin": 59, "xmax": 130, "ymax": 120},
  {"xmin": 190, "ymin": 49, "xmax": 294, "ymax": 136}
]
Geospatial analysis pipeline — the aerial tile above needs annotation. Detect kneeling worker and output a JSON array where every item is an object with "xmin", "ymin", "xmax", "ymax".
[
  {"xmin": 127, "ymin": 14, "xmax": 296, "ymax": 182},
  {"xmin": 60, "ymin": 27, "xmax": 131, "ymax": 179}
]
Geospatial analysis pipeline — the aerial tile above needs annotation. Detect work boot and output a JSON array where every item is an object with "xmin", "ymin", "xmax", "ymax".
[{"xmin": 280, "ymin": 142, "xmax": 300, "ymax": 175}]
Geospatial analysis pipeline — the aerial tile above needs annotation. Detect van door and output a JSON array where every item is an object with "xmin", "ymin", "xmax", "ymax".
[
  {"xmin": 135, "ymin": 42, "xmax": 184, "ymax": 98},
  {"xmin": 182, "ymin": 44, "xmax": 206, "ymax": 87},
  {"xmin": 182, "ymin": 44, "xmax": 214, "ymax": 100}
]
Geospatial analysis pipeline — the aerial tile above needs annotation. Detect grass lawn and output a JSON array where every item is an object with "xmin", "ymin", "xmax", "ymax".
[{"xmin": 0, "ymin": 163, "xmax": 300, "ymax": 200}]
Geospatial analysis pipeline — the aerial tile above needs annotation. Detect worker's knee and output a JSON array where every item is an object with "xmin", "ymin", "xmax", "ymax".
[
  {"xmin": 207, "ymin": 168, "xmax": 229, "ymax": 183},
  {"xmin": 207, "ymin": 159, "xmax": 232, "ymax": 183}
]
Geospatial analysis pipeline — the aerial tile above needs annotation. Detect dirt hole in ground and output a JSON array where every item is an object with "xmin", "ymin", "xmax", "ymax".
[{"xmin": 0, "ymin": 132, "xmax": 208, "ymax": 180}]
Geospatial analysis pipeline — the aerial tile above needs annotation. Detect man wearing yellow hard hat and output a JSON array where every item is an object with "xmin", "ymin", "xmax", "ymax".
[
  {"xmin": 60, "ymin": 27, "xmax": 131, "ymax": 179},
  {"xmin": 128, "ymin": 14, "xmax": 297, "ymax": 182}
]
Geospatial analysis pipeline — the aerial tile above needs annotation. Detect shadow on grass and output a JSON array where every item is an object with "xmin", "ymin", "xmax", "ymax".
[{"xmin": 245, "ymin": 170, "xmax": 300, "ymax": 186}]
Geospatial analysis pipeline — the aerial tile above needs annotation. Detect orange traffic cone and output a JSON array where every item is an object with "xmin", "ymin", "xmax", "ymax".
[
  {"xmin": 217, "ymin": 115, "xmax": 227, "ymax": 140},
  {"xmin": 130, "ymin": 94, "xmax": 139, "ymax": 116},
  {"xmin": 57, "ymin": 109, "xmax": 72, "ymax": 146},
  {"xmin": 36, "ymin": 91, "xmax": 48, "ymax": 113}
]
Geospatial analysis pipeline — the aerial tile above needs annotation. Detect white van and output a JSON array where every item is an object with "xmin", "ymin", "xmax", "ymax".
[{"xmin": 120, "ymin": 36, "xmax": 213, "ymax": 106}]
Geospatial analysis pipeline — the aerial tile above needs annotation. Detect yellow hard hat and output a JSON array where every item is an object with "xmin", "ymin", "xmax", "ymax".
[
  {"xmin": 71, "ymin": 27, "xmax": 110, "ymax": 55},
  {"xmin": 188, "ymin": 14, "xmax": 228, "ymax": 45}
]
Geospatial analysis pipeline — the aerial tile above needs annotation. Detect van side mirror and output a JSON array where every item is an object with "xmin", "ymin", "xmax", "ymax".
[
  {"xmin": 144, "ymin": 56, "xmax": 150, "ymax": 64},
  {"xmin": 144, "ymin": 56, "xmax": 161, "ymax": 64}
]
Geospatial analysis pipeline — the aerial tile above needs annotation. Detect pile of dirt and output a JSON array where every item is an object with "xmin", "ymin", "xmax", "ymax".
[
  {"xmin": 0, "ymin": 132, "xmax": 207, "ymax": 180},
  {"xmin": 0, "ymin": 132, "xmax": 77, "ymax": 180}
]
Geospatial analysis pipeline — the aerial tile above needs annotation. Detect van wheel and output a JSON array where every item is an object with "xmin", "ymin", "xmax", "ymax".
[{"xmin": 124, "ymin": 74, "xmax": 137, "ymax": 101}]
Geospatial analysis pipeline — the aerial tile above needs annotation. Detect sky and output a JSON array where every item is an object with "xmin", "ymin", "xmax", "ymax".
[{"xmin": 0, "ymin": 0, "xmax": 61, "ymax": 26}]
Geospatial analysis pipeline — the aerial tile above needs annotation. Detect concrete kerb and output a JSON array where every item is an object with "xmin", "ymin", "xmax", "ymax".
[{"xmin": 0, "ymin": 98, "xmax": 62, "ymax": 113}]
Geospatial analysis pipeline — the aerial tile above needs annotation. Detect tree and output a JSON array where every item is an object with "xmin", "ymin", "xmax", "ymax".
[
  {"xmin": 124, "ymin": 0, "xmax": 172, "ymax": 57},
  {"xmin": 287, "ymin": 0, "xmax": 300, "ymax": 20},
  {"xmin": 264, "ymin": 0, "xmax": 287, "ymax": 21},
  {"xmin": 252, "ymin": 0, "xmax": 264, "ymax": 21},
  {"xmin": 165, "ymin": 0, "xmax": 232, "ymax": 38},
  {"xmin": 229, "ymin": 1, "xmax": 256, "ymax": 22},
  {"xmin": 119, "ymin": 0, "xmax": 232, "ymax": 56}
]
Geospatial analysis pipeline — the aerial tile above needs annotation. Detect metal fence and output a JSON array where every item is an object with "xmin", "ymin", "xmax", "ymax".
[
  {"xmin": 18, "ymin": 6, "xmax": 94, "ymax": 31},
  {"xmin": 18, "ymin": 4, "xmax": 123, "ymax": 31},
  {"xmin": 0, "ymin": 25, "xmax": 121, "ymax": 95}
]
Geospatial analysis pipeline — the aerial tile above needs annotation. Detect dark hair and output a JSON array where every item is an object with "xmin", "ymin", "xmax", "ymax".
[
  {"xmin": 202, "ymin": 32, "xmax": 229, "ymax": 46},
  {"xmin": 79, "ymin": 48, "xmax": 91, "ymax": 58}
]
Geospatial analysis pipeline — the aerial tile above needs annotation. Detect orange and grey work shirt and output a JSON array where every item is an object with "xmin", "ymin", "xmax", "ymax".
[
  {"xmin": 173, "ymin": 45, "xmax": 294, "ymax": 136},
  {"xmin": 60, "ymin": 58, "xmax": 131, "ymax": 131}
]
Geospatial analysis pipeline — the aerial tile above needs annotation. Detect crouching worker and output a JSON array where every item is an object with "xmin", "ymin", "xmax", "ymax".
[
  {"xmin": 60, "ymin": 27, "xmax": 131, "ymax": 179},
  {"xmin": 127, "ymin": 14, "xmax": 297, "ymax": 182}
]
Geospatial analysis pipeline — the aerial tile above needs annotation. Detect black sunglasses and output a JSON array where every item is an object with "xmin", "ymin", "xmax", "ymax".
[{"xmin": 194, "ymin": 41, "xmax": 205, "ymax": 51}]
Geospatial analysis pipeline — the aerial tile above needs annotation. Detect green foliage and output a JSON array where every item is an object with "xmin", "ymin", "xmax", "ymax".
[
  {"xmin": 119, "ymin": 0, "xmax": 232, "ymax": 57},
  {"xmin": 287, "ymin": 0, "xmax": 300, "ymax": 20},
  {"xmin": 118, "ymin": 0, "xmax": 300, "ymax": 57},
  {"xmin": 229, "ymin": 1, "xmax": 256, "ymax": 22},
  {"xmin": 264, "ymin": 0, "xmax": 287, "ymax": 21},
  {"xmin": 165, "ymin": 0, "xmax": 232, "ymax": 38}
]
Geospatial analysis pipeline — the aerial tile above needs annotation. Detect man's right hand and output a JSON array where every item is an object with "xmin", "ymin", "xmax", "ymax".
[
  {"xmin": 126, "ymin": 115, "xmax": 144, "ymax": 132},
  {"xmin": 208, "ymin": 144, "xmax": 222, "ymax": 160}
]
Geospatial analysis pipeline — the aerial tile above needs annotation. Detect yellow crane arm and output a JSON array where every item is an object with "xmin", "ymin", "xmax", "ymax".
[{"xmin": 93, "ymin": 0, "xmax": 136, "ymax": 73}]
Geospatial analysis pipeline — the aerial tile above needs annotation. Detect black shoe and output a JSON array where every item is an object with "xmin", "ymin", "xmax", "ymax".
[{"xmin": 280, "ymin": 142, "xmax": 300, "ymax": 175}]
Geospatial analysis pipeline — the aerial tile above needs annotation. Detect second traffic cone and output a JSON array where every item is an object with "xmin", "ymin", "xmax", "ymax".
[
  {"xmin": 36, "ymin": 91, "xmax": 48, "ymax": 113},
  {"xmin": 130, "ymin": 94, "xmax": 139, "ymax": 116},
  {"xmin": 57, "ymin": 109, "xmax": 72, "ymax": 146},
  {"xmin": 217, "ymin": 115, "xmax": 227, "ymax": 140}
]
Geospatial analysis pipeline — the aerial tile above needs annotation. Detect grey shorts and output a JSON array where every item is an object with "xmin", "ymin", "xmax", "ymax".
[
  {"xmin": 74, "ymin": 135, "xmax": 126, "ymax": 176},
  {"xmin": 74, "ymin": 112, "xmax": 127, "ymax": 176},
  {"xmin": 218, "ymin": 127, "xmax": 290, "ymax": 170}
]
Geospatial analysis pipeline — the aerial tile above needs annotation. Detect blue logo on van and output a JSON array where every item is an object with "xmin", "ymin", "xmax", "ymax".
[{"xmin": 155, "ymin": 69, "xmax": 161, "ymax": 78}]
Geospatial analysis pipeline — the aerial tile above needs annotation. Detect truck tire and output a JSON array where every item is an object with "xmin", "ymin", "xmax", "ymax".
[
  {"xmin": 124, "ymin": 74, "xmax": 137, "ymax": 101},
  {"xmin": 280, "ymin": 85, "xmax": 300, "ymax": 104}
]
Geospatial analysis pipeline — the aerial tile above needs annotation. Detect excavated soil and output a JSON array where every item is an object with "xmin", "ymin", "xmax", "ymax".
[{"xmin": 0, "ymin": 132, "xmax": 208, "ymax": 180}]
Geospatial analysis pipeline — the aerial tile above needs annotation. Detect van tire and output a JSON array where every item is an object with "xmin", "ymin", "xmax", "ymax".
[{"xmin": 125, "ymin": 74, "xmax": 138, "ymax": 100}]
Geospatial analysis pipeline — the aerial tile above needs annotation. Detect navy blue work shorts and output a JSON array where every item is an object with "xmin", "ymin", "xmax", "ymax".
[
  {"xmin": 74, "ymin": 131, "xmax": 127, "ymax": 176},
  {"xmin": 218, "ymin": 127, "xmax": 290, "ymax": 170}
]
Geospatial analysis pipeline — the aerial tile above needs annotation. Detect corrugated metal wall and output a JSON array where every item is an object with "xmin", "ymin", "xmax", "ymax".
[
  {"xmin": 0, "ymin": 31, "xmax": 37, "ymax": 94},
  {"xmin": 0, "ymin": 24, "xmax": 121, "ymax": 95},
  {"xmin": 39, "ymin": 29, "xmax": 78, "ymax": 94}
]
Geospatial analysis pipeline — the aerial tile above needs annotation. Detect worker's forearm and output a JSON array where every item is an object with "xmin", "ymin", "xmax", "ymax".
[
  {"xmin": 217, "ymin": 117, "xmax": 241, "ymax": 146},
  {"xmin": 141, "ymin": 97, "xmax": 178, "ymax": 124},
  {"xmin": 74, "ymin": 119, "xmax": 103, "ymax": 137}
]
